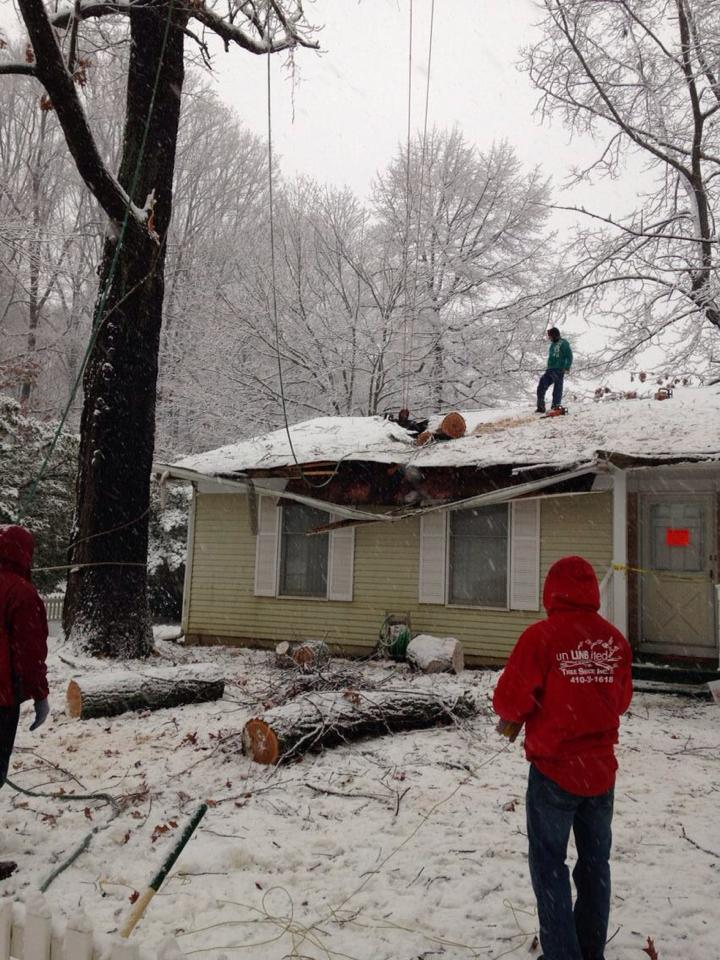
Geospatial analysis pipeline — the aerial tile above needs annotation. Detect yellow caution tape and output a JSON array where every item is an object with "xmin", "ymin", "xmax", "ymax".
[{"xmin": 612, "ymin": 562, "xmax": 715, "ymax": 583}]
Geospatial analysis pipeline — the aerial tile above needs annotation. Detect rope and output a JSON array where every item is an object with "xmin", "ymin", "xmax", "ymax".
[
  {"xmin": 400, "ymin": 0, "xmax": 435, "ymax": 409},
  {"xmin": 178, "ymin": 734, "xmax": 516, "ymax": 957},
  {"xmin": 15, "ymin": 0, "xmax": 178, "ymax": 523},
  {"xmin": 264, "ymin": 13, "xmax": 346, "ymax": 492},
  {"xmin": 6, "ymin": 778, "xmax": 122, "ymax": 893},
  {"xmin": 400, "ymin": 0, "xmax": 414, "ymax": 408},
  {"xmin": 406, "ymin": 0, "xmax": 435, "ymax": 402}
]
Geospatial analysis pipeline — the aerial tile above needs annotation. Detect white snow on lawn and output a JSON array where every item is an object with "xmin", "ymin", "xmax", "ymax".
[
  {"xmin": 172, "ymin": 385, "xmax": 720, "ymax": 476},
  {"xmin": 2, "ymin": 636, "xmax": 718, "ymax": 959}
]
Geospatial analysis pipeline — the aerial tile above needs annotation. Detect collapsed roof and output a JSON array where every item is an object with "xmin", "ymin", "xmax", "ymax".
[{"xmin": 167, "ymin": 385, "xmax": 720, "ymax": 480}]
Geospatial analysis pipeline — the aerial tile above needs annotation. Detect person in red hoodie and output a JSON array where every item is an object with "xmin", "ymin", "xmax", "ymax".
[
  {"xmin": 493, "ymin": 555, "xmax": 632, "ymax": 960},
  {"xmin": 1, "ymin": 525, "xmax": 50, "ymax": 790}
]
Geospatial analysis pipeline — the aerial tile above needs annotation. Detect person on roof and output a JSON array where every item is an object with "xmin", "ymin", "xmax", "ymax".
[
  {"xmin": 493, "ymin": 556, "xmax": 632, "ymax": 960},
  {"xmin": 1, "ymin": 525, "xmax": 50, "ymax": 791},
  {"xmin": 536, "ymin": 327, "xmax": 572, "ymax": 413}
]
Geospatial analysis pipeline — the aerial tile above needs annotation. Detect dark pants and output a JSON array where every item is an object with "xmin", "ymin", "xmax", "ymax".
[
  {"xmin": 526, "ymin": 765, "xmax": 614, "ymax": 960},
  {"xmin": 0, "ymin": 705, "xmax": 20, "ymax": 788},
  {"xmin": 537, "ymin": 369, "xmax": 565, "ymax": 410}
]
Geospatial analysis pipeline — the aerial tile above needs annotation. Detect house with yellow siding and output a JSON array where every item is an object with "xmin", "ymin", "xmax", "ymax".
[{"xmin": 156, "ymin": 387, "xmax": 720, "ymax": 674}]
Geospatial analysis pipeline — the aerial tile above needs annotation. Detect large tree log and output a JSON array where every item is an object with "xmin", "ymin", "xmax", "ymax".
[
  {"xmin": 406, "ymin": 635, "xmax": 464, "ymax": 674},
  {"xmin": 242, "ymin": 688, "xmax": 477, "ymax": 764},
  {"xmin": 67, "ymin": 665, "xmax": 224, "ymax": 719}
]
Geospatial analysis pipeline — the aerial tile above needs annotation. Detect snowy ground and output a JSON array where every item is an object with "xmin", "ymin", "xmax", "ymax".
[{"xmin": 2, "ymin": 633, "xmax": 718, "ymax": 960}]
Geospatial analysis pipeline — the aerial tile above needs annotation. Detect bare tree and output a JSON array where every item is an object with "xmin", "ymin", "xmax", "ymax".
[
  {"xmin": 526, "ymin": 0, "xmax": 720, "ymax": 363},
  {"xmin": 0, "ymin": 61, "xmax": 88, "ymax": 410},
  {"xmin": 0, "ymin": 1, "xmax": 317, "ymax": 657},
  {"xmin": 373, "ymin": 128, "xmax": 551, "ymax": 409},
  {"xmin": 156, "ymin": 75, "xmax": 273, "ymax": 455},
  {"xmin": 203, "ymin": 177, "xmax": 387, "ymax": 431}
]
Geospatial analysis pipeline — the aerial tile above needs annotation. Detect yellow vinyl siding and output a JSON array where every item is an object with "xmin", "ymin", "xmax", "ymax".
[{"xmin": 186, "ymin": 491, "xmax": 613, "ymax": 664}]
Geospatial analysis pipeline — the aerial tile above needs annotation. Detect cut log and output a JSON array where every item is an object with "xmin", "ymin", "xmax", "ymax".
[
  {"xmin": 292, "ymin": 640, "xmax": 330, "ymax": 670},
  {"xmin": 406, "ymin": 635, "xmax": 464, "ymax": 674},
  {"xmin": 439, "ymin": 412, "xmax": 466, "ymax": 439},
  {"xmin": 274, "ymin": 641, "xmax": 295, "ymax": 669},
  {"xmin": 241, "ymin": 688, "xmax": 476, "ymax": 764},
  {"xmin": 274, "ymin": 640, "xmax": 331, "ymax": 671},
  {"xmin": 66, "ymin": 665, "xmax": 224, "ymax": 719}
]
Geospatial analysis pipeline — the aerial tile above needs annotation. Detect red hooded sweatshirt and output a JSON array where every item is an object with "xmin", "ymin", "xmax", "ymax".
[
  {"xmin": 0, "ymin": 525, "xmax": 49, "ymax": 707},
  {"xmin": 493, "ymin": 555, "xmax": 632, "ymax": 796}
]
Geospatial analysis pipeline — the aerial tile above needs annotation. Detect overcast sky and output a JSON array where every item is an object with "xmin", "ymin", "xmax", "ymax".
[
  {"xmin": 0, "ymin": 0, "xmax": 644, "ymax": 364},
  {"xmin": 212, "ymin": 0, "xmax": 622, "ymax": 209},
  {"xmin": 0, "ymin": 0, "xmax": 630, "ymax": 211}
]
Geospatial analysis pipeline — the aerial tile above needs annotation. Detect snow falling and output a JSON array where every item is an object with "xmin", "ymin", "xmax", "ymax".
[{"xmin": 2, "ymin": 637, "xmax": 718, "ymax": 959}]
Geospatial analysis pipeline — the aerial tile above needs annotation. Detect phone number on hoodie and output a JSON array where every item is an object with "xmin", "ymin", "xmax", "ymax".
[{"xmin": 570, "ymin": 675, "xmax": 614, "ymax": 683}]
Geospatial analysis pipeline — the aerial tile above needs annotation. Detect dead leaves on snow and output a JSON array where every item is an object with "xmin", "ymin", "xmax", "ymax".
[{"xmin": 642, "ymin": 936, "xmax": 659, "ymax": 959}]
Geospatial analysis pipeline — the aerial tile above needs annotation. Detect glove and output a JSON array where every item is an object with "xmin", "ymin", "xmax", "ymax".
[
  {"xmin": 495, "ymin": 718, "xmax": 523, "ymax": 742},
  {"xmin": 29, "ymin": 698, "xmax": 50, "ymax": 731}
]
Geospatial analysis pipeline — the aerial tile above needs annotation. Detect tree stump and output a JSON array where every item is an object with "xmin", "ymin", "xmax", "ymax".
[
  {"xmin": 241, "ymin": 687, "xmax": 476, "ymax": 764},
  {"xmin": 274, "ymin": 640, "xmax": 331, "ymax": 671},
  {"xmin": 406, "ymin": 635, "xmax": 464, "ymax": 674},
  {"xmin": 66, "ymin": 665, "xmax": 224, "ymax": 719}
]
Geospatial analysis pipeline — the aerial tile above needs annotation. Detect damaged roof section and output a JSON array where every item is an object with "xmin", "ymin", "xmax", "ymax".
[
  {"xmin": 169, "ymin": 385, "xmax": 720, "ymax": 475},
  {"xmin": 154, "ymin": 386, "xmax": 720, "ymax": 519}
]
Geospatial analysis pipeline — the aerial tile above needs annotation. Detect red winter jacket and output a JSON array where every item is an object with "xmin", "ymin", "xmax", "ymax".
[
  {"xmin": 0, "ymin": 525, "xmax": 49, "ymax": 707},
  {"xmin": 493, "ymin": 555, "xmax": 632, "ymax": 796}
]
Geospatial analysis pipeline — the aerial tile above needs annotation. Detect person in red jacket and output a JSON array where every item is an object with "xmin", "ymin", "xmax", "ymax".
[
  {"xmin": 1, "ymin": 524, "xmax": 50, "ymax": 791},
  {"xmin": 493, "ymin": 555, "xmax": 632, "ymax": 960}
]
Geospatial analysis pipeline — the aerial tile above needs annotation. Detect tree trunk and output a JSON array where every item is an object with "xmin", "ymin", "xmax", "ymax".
[
  {"xmin": 66, "ymin": 665, "xmax": 224, "ymax": 719},
  {"xmin": 20, "ymin": 111, "xmax": 48, "ymax": 409},
  {"xmin": 242, "ymin": 688, "xmax": 477, "ymax": 764},
  {"xmin": 63, "ymin": 3, "xmax": 187, "ymax": 657},
  {"xmin": 406, "ymin": 634, "xmax": 464, "ymax": 674}
]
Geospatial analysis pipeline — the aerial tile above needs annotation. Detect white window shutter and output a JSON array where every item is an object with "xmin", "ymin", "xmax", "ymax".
[
  {"xmin": 254, "ymin": 496, "xmax": 279, "ymax": 596},
  {"xmin": 327, "ymin": 519, "xmax": 355, "ymax": 601},
  {"xmin": 510, "ymin": 499, "xmax": 540, "ymax": 611},
  {"xmin": 419, "ymin": 511, "xmax": 447, "ymax": 604}
]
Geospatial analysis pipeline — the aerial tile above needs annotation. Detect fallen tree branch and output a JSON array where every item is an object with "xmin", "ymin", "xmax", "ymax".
[{"xmin": 681, "ymin": 824, "xmax": 720, "ymax": 859}]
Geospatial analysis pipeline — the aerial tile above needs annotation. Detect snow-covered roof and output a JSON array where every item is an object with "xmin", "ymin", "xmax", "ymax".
[{"xmin": 169, "ymin": 385, "xmax": 720, "ymax": 477}]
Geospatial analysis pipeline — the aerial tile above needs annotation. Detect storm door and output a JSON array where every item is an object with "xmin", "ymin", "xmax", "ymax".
[{"xmin": 640, "ymin": 495, "xmax": 716, "ymax": 660}]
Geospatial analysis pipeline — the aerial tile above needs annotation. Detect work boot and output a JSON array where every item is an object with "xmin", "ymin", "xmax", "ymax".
[
  {"xmin": 0, "ymin": 861, "xmax": 17, "ymax": 880},
  {"xmin": 535, "ymin": 406, "xmax": 545, "ymax": 414}
]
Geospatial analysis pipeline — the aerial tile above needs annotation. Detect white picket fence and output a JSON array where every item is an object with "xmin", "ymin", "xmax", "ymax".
[
  {"xmin": 41, "ymin": 594, "xmax": 64, "ymax": 622},
  {"xmin": 1, "ymin": 898, "xmax": 184, "ymax": 960}
]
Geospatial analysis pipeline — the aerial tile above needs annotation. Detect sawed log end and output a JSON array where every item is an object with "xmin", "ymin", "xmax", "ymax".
[{"xmin": 242, "ymin": 718, "xmax": 280, "ymax": 764}]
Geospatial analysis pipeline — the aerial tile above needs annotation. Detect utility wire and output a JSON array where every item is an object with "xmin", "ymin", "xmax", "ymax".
[{"xmin": 400, "ymin": 0, "xmax": 414, "ymax": 408}]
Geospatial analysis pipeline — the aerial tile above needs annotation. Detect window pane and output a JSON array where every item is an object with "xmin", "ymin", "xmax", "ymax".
[
  {"xmin": 449, "ymin": 505, "xmax": 508, "ymax": 606},
  {"xmin": 279, "ymin": 503, "xmax": 329, "ymax": 597}
]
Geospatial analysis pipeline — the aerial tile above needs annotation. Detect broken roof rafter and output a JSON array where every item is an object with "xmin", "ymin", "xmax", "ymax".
[{"xmin": 154, "ymin": 462, "xmax": 602, "ymax": 528}]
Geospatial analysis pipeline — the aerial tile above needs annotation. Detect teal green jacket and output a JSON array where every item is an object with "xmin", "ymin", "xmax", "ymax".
[{"xmin": 547, "ymin": 338, "xmax": 572, "ymax": 371}]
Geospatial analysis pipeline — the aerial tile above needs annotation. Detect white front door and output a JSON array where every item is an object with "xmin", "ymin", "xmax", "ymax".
[{"xmin": 640, "ymin": 495, "xmax": 716, "ymax": 659}]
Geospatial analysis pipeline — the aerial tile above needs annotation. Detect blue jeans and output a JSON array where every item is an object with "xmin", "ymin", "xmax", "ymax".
[
  {"xmin": 0, "ymin": 705, "xmax": 20, "ymax": 788},
  {"xmin": 537, "ymin": 369, "xmax": 565, "ymax": 409},
  {"xmin": 526, "ymin": 765, "xmax": 614, "ymax": 960}
]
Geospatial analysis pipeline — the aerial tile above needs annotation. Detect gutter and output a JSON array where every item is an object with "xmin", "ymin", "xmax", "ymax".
[
  {"xmin": 152, "ymin": 463, "xmax": 387, "ymax": 523},
  {"xmin": 154, "ymin": 461, "xmax": 601, "ymax": 526}
]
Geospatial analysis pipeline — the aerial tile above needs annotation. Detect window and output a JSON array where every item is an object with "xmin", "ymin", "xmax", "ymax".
[
  {"xmin": 279, "ymin": 502, "xmax": 329, "ymax": 598},
  {"xmin": 448, "ymin": 504, "xmax": 509, "ymax": 607}
]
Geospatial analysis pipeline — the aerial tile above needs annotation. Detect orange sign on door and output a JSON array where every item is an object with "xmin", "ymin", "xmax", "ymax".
[{"xmin": 666, "ymin": 528, "xmax": 690, "ymax": 547}]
